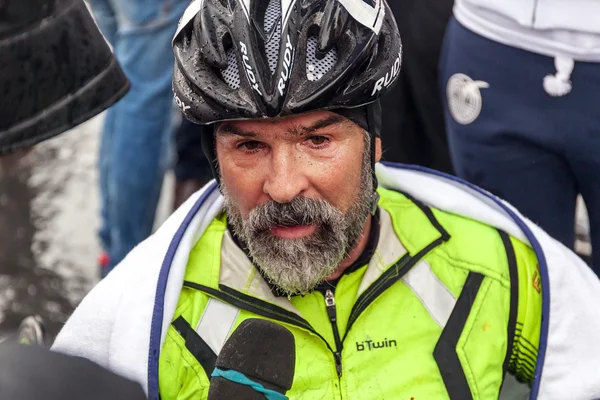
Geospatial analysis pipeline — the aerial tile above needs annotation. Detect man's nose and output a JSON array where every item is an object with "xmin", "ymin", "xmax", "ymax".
[{"xmin": 263, "ymin": 150, "xmax": 309, "ymax": 203}]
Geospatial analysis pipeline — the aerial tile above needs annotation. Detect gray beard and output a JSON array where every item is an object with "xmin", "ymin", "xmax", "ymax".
[{"xmin": 222, "ymin": 143, "xmax": 373, "ymax": 296}]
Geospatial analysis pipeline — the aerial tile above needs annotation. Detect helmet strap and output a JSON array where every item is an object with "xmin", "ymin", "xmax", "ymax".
[
  {"xmin": 366, "ymin": 101, "xmax": 382, "ymax": 214},
  {"xmin": 201, "ymin": 128, "xmax": 222, "ymax": 189}
]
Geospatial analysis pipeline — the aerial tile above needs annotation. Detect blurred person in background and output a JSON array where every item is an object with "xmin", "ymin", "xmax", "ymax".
[
  {"xmin": 88, "ymin": 0, "xmax": 190, "ymax": 276},
  {"xmin": 441, "ymin": 0, "xmax": 600, "ymax": 274},
  {"xmin": 380, "ymin": 0, "xmax": 454, "ymax": 174}
]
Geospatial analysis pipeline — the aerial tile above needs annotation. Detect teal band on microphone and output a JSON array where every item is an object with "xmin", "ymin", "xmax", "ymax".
[{"xmin": 211, "ymin": 368, "xmax": 289, "ymax": 400}]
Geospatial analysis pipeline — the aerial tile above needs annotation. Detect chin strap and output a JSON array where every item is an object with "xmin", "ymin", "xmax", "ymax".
[
  {"xmin": 366, "ymin": 100, "xmax": 382, "ymax": 214},
  {"xmin": 201, "ymin": 126, "xmax": 222, "ymax": 189},
  {"xmin": 371, "ymin": 192, "xmax": 380, "ymax": 215},
  {"xmin": 368, "ymin": 129, "xmax": 379, "ymax": 215}
]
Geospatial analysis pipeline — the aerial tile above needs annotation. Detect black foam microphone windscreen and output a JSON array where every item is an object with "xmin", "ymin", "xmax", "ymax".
[{"xmin": 208, "ymin": 318, "xmax": 296, "ymax": 399}]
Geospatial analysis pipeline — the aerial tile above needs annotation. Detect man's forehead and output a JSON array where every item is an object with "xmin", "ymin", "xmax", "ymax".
[{"xmin": 216, "ymin": 111, "xmax": 355, "ymax": 138}]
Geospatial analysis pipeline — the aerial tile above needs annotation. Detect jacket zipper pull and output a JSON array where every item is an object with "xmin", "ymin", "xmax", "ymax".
[
  {"xmin": 325, "ymin": 289, "xmax": 343, "ymax": 377},
  {"xmin": 325, "ymin": 289, "xmax": 336, "ymax": 320}
]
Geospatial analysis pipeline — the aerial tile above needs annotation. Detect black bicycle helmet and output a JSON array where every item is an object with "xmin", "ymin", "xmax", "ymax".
[{"xmin": 172, "ymin": 0, "xmax": 402, "ymax": 130}]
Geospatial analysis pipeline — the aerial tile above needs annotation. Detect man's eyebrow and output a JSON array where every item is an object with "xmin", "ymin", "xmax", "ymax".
[
  {"xmin": 217, "ymin": 114, "xmax": 348, "ymax": 138},
  {"xmin": 294, "ymin": 115, "xmax": 348, "ymax": 136},
  {"xmin": 217, "ymin": 123, "xmax": 257, "ymax": 138}
]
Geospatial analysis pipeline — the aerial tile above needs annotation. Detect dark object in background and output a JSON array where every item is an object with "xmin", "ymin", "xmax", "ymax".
[
  {"xmin": 380, "ymin": 0, "xmax": 454, "ymax": 174},
  {"xmin": 0, "ymin": 342, "xmax": 147, "ymax": 399},
  {"xmin": 0, "ymin": 0, "xmax": 129, "ymax": 155},
  {"xmin": 208, "ymin": 319, "xmax": 295, "ymax": 399},
  {"xmin": 174, "ymin": 118, "xmax": 211, "ymax": 183},
  {"xmin": 173, "ymin": 118, "xmax": 212, "ymax": 209}
]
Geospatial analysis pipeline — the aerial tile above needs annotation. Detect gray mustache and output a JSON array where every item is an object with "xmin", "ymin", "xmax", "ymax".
[{"xmin": 247, "ymin": 197, "xmax": 340, "ymax": 232}]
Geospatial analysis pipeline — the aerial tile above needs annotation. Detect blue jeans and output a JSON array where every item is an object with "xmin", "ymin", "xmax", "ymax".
[
  {"xmin": 441, "ymin": 17, "xmax": 600, "ymax": 274},
  {"xmin": 89, "ymin": 0, "xmax": 188, "ymax": 274}
]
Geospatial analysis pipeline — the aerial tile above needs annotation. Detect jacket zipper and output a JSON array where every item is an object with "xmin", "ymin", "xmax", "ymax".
[
  {"xmin": 185, "ymin": 282, "xmax": 349, "ymax": 379},
  {"xmin": 183, "ymin": 281, "xmax": 338, "ymax": 355},
  {"xmin": 184, "ymin": 282, "xmax": 346, "ymax": 396},
  {"xmin": 324, "ymin": 288, "xmax": 343, "ymax": 377}
]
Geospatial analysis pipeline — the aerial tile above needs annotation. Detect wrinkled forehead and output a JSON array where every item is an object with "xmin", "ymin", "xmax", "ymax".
[{"xmin": 215, "ymin": 110, "xmax": 362, "ymax": 139}]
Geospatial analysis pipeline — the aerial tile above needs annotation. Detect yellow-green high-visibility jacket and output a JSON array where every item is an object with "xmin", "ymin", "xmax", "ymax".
[{"xmin": 158, "ymin": 188, "xmax": 542, "ymax": 399}]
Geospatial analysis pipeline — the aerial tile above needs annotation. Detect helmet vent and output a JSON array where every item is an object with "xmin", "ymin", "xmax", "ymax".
[
  {"xmin": 221, "ymin": 47, "xmax": 241, "ymax": 89},
  {"xmin": 264, "ymin": 0, "xmax": 282, "ymax": 75},
  {"xmin": 306, "ymin": 36, "xmax": 337, "ymax": 81}
]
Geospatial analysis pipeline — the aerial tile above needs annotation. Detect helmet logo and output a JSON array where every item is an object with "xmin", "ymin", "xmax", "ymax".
[
  {"xmin": 174, "ymin": 95, "xmax": 191, "ymax": 113},
  {"xmin": 240, "ymin": 41, "xmax": 263, "ymax": 96},
  {"xmin": 371, "ymin": 51, "xmax": 401, "ymax": 96},
  {"xmin": 337, "ymin": 0, "xmax": 385, "ymax": 34},
  {"xmin": 278, "ymin": 35, "xmax": 294, "ymax": 96}
]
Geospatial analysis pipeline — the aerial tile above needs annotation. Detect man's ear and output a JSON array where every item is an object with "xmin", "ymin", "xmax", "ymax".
[{"xmin": 375, "ymin": 137, "xmax": 382, "ymax": 163}]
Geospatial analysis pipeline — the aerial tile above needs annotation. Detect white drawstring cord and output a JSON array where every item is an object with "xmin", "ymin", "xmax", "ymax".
[{"xmin": 543, "ymin": 56, "xmax": 574, "ymax": 97}]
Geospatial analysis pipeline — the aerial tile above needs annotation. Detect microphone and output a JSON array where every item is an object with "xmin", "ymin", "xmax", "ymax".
[{"xmin": 208, "ymin": 318, "xmax": 296, "ymax": 400}]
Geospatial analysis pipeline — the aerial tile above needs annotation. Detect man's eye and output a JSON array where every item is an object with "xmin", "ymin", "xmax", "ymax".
[
  {"xmin": 308, "ymin": 136, "xmax": 328, "ymax": 146},
  {"xmin": 239, "ymin": 141, "xmax": 262, "ymax": 151}
]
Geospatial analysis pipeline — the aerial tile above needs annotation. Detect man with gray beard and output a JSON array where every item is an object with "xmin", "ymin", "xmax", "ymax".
[
  {"xmin": 53, "ymin": 0, "xmax": 600, "ymax": 398},
  {"xmin": 209, "ymin": 110, "xmax": 381, "ymax": 304},
  {"xmin": 223, "ymin": 133, "xmax": 372, "ymax": 296}
]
